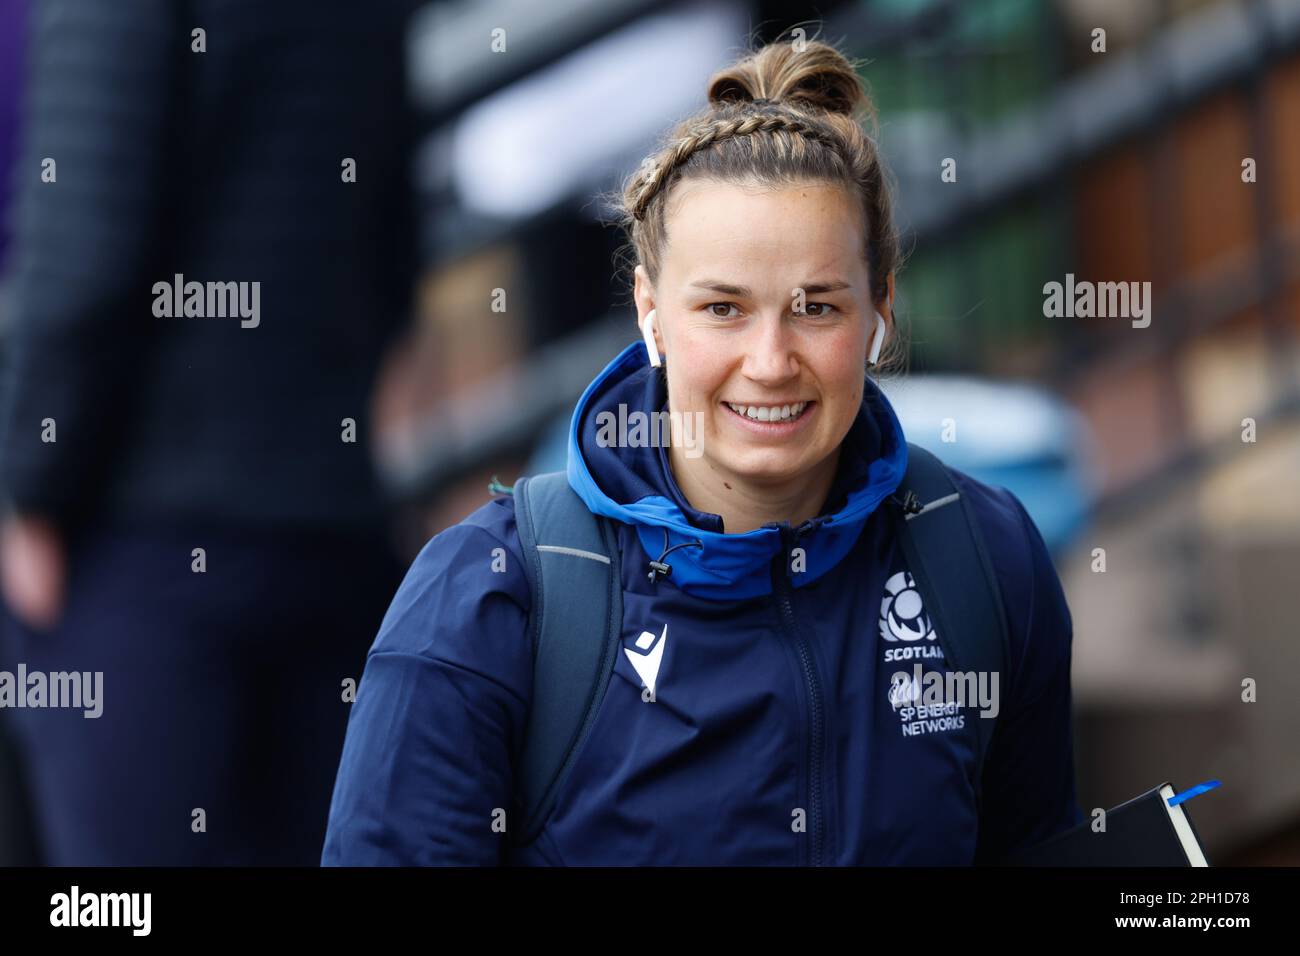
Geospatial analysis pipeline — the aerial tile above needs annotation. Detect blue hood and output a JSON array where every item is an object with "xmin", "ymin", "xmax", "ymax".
[{"xmin": 566, "ymin": 340, "xmax": 910, "ymax": 600}]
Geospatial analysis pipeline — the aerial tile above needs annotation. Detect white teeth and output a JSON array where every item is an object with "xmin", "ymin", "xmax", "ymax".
[{"xmin": 726, "ymin": 401, "xmax": 808, "ymax": 422}]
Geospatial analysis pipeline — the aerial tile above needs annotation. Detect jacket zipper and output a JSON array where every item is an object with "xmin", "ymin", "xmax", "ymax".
[{"xmin": 772, "ymin": 523, "xmax": 826, "ymax": 867}]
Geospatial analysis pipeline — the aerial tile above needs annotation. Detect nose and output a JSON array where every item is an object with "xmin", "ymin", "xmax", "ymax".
[{"xmin": 740, "ymin": 314, "xmax": 800, "ymax": 387}]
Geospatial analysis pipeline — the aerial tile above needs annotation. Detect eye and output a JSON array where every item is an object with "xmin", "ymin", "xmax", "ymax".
[
  {"xmin": 800, "ymin": 302, "xmax": 837, "ymax": 317},
  {"xmin": 706, "ymin": 302, "xmax": 740, "ymax": 319}
]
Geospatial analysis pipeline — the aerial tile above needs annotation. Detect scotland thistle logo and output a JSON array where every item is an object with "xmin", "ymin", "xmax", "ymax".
[{"xmin": 879, "ymin": 571, "xmax": 937, "ymax": 643}]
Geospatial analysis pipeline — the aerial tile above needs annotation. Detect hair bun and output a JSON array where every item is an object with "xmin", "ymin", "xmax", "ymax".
[{"xmin": 706, "ymin": 38, "xmax": 869, "ymax": 118}]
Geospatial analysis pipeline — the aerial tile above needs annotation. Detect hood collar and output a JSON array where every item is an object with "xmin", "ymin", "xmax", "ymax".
[{"xmin": 566, "ymin": 340, "xmax": 908, "ymax": 600}]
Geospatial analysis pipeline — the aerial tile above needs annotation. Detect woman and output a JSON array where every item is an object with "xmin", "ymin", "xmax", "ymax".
[{"xmin": 322, "ymin": 38, "xmax": 1082, "ymax": 866}]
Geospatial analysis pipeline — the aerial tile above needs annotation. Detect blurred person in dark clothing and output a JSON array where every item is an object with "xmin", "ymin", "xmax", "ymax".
[
  {"xmin": 0, "ymin": 0, "xmax": 40, "ymax": 867},
  {"xmin": 0, "ymin": 0, "xmax": 420, "ymax": 865}
]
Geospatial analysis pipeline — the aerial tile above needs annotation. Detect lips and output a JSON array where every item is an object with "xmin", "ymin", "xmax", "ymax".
[
  {"xmin": 721, "ymin": 400, "xmax": 817, "ymax": 433},
  {"xmin": 723, "ymin": 400, "xmax": 810, "ymax": 423}
]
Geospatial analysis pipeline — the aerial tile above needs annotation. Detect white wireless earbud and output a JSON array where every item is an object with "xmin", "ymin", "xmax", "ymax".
[
  {"xmin": 641, "ymin": 308, "xmax": 662, "ymax": 367},
  {"xmin": 868, "ymin": 310, "xmax": 888, "ymax": 367}
]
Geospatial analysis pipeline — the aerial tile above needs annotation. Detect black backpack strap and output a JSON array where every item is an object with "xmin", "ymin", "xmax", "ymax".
[
  {"xmin": 891, "ymin": 443, "xmax": 1011, "ymax": 812},
  {"xmin": 510, "ymin": 471, "xmax": 623, "ymax": 846}
]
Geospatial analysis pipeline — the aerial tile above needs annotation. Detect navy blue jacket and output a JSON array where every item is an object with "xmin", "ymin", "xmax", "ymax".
[{"xmin": 322, "ymin": 341, "xmax": 1083, "ymax": 865}]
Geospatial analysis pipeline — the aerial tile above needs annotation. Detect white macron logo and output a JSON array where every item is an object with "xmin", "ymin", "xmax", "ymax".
[{"xmin": 625, "ymin": 623, "xmax": 667, "ymax": 699}]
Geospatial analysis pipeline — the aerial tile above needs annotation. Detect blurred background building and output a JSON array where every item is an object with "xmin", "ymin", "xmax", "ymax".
[{"xmin": 2, "ymin": 0, "xmax": 1297, "ymax": 865}]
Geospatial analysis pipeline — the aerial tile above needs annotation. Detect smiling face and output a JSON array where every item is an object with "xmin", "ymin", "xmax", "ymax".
[{"xmin": 634, "ymin": 178, "xmax": 891, "ymax": 522}]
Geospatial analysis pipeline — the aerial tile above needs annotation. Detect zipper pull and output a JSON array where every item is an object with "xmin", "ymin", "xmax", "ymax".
[
  {"xmin": 784, "ymin": 523, "xmax": 812, "ymax": 581},
  {"xmin": 891, "ymin": 489, "xmax": 922, "ymax": 515}
]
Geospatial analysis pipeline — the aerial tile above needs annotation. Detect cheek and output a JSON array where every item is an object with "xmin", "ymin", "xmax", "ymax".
[
  {"xmin": 667, "ymin": 349, "xmax": 728, "ymax": 408},
  {"xmin": 814, "ymin": 328, "xmax": 869, "ymax": 387}
]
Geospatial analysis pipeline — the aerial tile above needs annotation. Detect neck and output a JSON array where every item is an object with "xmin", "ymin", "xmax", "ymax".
[{"xmin": 668, "ymin": 443, "xmax": 841, "ymax": 535}]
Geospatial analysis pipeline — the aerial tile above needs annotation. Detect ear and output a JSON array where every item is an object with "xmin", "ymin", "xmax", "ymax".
[
  {"xmin": 877, "ymin": 271, "xmax": 895, "ymax": 328},
  {"xmin": 633, "ymin": 265, "xmax": 662, "ymax": 351},
  {"xmin": 867, "ymin": 272, "xmax": 895, "ymax": 369}
]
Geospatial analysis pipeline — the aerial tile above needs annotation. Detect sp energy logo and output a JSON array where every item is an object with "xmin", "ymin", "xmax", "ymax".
[{"xmin": 878, "ymin": 571, "xmax": 943, "ymax": 663}]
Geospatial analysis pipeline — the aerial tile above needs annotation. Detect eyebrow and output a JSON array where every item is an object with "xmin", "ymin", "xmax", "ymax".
[{"xmin": 687, "ymin": 279, "xmax": 852, "ymax": 296}]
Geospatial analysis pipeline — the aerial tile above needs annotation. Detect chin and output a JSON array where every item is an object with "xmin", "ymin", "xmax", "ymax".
[{"xmin": 717, "ymin": 450, "xmax": 811, "ymax": 486}]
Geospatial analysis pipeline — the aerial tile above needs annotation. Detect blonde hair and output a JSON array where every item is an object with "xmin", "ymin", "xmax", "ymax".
[{"xmin": 612, "ymin": 35, "xmax": 906, "ymax": 371}]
